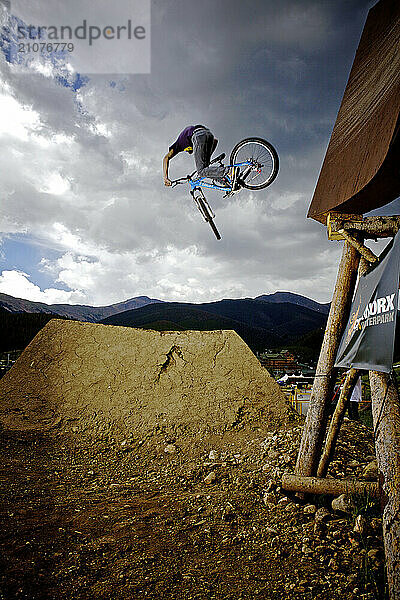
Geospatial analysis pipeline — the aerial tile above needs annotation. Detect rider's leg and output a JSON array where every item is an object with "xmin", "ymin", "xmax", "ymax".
[{"xmin": 192, "ymin": 130, "xmax": 228, "ymax": 182}]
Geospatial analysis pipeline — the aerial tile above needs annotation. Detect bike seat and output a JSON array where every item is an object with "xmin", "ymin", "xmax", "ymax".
[{"xmin": 210, "ymin": 152, "xmax": 225, "ymax": 164}]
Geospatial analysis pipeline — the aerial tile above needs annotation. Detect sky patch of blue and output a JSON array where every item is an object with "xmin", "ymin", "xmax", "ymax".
[
  {"xmin": 0, "ymin": 11, "xmax": 88, "ymax": 91},
  {"xmin": 0, "ymin": 235, "xmax": 71, "ymax": 292}
]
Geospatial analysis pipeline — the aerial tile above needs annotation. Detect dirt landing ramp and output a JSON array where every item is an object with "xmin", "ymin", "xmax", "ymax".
[{"xmin": 0, "ymin": 320, "xmax": 293, "ymax": 441}]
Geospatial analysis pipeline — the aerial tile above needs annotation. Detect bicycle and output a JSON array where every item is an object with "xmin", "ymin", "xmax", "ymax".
[{"xmin": 170, "ymin": 137, "xmax": 279, "ymax": 240}]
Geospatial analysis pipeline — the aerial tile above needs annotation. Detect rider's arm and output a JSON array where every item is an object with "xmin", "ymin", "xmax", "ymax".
[{"xmin": 163, "ymin": 149, "xmax": 175, "ymax": 186}]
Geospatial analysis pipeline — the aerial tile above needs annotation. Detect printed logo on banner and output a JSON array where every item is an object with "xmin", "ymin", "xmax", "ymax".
[{"xmin": 354, "ymin": 293, "xmax": 396, "ymax": 330}]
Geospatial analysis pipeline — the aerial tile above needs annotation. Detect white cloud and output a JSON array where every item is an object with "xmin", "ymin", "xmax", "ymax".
[
  {"xmin": 0, "ymin": 269, "xmax": 85, "ymax": 304},
  {"xmin": 39, "ymin": 172, "xmax": 71, "ymax": 195},
  {"xmin": 0, "ymin": 0, "xmax": 372, "ymax": 308},
  {"xmin": 0, "ymin": 92, "xmax": 40, "ymax": 139}
]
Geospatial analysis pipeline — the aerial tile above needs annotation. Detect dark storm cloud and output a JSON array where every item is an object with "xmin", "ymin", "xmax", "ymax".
[{"xmin": 150, "ymin": 0, "xmax": 375, "ymax": 140}]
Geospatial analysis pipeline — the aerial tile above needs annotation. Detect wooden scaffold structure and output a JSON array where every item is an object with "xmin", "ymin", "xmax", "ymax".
[{"xmin": 282, "ymin": 1, "xmax": 400, "ymax": 598}]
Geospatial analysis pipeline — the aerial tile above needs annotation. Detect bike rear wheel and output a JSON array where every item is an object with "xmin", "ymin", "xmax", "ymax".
[
  {"xmin": 230, "ymin": 138, "xmax": 279, "ymax": 190},
  {"xmin": 198, "ymin": 198, "xmax": 221, "ymax": 240}
]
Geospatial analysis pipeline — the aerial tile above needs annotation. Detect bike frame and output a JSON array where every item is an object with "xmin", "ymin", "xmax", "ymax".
[
  {"xmin": 171, "ymin": 155, "xmax": 258, "ymax": 194},
  {"xmin": 170, "ymin": 151, "xmax": 268, "ymax": 240},
  {"xmin": 187, "ymin": 159, "xmax": 254, "ymax": 193}
]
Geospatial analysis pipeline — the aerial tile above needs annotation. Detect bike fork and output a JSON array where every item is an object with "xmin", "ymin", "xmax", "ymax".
[
  {"xmin": 191, "ymin": 188, "xmax": 215, "ymax": 221},
  {"xmin": 190, "ymin": 187, "xmax": 221, "ymax": 240}
]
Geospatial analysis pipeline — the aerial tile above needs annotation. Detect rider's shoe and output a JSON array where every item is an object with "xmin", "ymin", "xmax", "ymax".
[
  {"xmin": 231, "ymin": 167, "xmax": 246, "ymax": 191},
  {"xmin": 213, "ymin": 176, "xmax": 230, "ymax": 188},
  {"xmin": 230, "ymin": 166, "xmax": 238, "ymax": 184}
]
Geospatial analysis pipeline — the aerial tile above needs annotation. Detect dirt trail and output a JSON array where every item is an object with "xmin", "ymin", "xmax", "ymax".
[
  {"xmin": 0, "ymin": 419, "xmax": 383, "ymax": 600},
  {"xmin": 0, "ymin": 321, "xmax": 384, "ymax": 599}
]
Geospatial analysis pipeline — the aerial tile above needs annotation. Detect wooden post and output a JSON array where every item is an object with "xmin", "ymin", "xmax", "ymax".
[
  {"xmin": 317, "ymin": 367, "xmax": 359, "ymax": 478},
  {"xmin": 317, "ymin": 256, "xmax": 372, "ymax": 478},
  {"xmin": 295, "ymin": 241, "xmax": 360, "ymax": 476},
  {"xmin": 369, "ymin": 371, "xmax": 400, "ymax": 600}
]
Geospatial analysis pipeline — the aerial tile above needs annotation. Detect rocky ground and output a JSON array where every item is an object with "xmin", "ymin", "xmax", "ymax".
[{"xmin": 0, "ymin": 417, "xmax": 386, "ymax": 600}]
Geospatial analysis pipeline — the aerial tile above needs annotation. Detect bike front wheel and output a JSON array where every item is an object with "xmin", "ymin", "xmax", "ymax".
[{"xmin": 230, "ymin": 138, "xmax": 279, "ymax": 190}]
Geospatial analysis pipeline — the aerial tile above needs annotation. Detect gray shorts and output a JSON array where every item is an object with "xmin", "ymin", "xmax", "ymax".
[{"xmin": 192, "ymin": 129, "xmax": 227, "ymax": 182}]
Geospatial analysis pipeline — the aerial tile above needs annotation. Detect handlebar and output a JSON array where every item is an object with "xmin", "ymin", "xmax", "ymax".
[
  {"xmin": 170, "ymin": 177, "xmax": 189, "ymax": 187},
  {"xmin": 170, "ymin": 171, "xmax": 197, "ymax": 187}
]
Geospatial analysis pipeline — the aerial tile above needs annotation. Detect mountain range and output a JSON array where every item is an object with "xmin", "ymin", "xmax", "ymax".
[
  {"xmin": 0, "ymin": 291, "xmax": 329, "ymax": 355},
  {"xmin": 0, "ymin": 292, "xmax": 162, "ymax": 322},
  {"xmin": 99, "ymin": 298, "xmax": 327, "ymax": 353},
  {"xmin": 255, "ymin": 292, "xmax": 330, "ymax": 314},
  {"xmin": 0, "ymin": 290, "xmax": 329, "ymax": 320}
]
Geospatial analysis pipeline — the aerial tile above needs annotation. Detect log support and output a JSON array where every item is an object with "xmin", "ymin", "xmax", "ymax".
[
  {"xmin": 369, "ymin": 371, "xmax": 400, "ymax": 600},
  {"xmin": 282, "ymin": 473, "xmax": 378, "ymax": 499},
  {"xmin": 316, "ymin": 258, "xmax": 370, "ymax": 478},
  {"xmin": 328, "ymin": 214, "xmax": 400, "ymax": 239},
  {"xmin": 338, "ymin": 230, "xmax": 378, "ymax": 263},
  {"xmin": 317, "ymin": 367, "xmax": 359, "ymax": 478},
  {"xmin": 295, "ymin": 241, "xmax": 359, "ymax": 477},
  {"xmin": 292, "ymin": 222, "xmax": 400, "ymax": 600}
]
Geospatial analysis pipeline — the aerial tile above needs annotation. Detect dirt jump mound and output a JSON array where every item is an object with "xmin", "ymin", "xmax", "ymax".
[{"xmin": 0, "ymin": 320, "xmax": 293, "ymax": 443}]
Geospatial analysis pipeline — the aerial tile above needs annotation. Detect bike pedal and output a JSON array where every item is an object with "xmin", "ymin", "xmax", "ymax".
[
  {"xmin": 229, "ymin": 185, "xmax": 243, "ymax": 196},
  {"xmin": 230, "ymin": 166, "xmax": 239, "ymax": 189}
]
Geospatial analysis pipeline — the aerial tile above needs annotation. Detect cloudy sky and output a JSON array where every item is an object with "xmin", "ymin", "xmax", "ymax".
[{"xmin": 0, "ymin": 0, "xmax": 395, "ymax": 307}]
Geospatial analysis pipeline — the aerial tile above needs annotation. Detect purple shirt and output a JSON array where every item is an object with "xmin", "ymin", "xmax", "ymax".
[{"xmin": 169, "ymin": 125, "xmax": 205, "ymax": 155}]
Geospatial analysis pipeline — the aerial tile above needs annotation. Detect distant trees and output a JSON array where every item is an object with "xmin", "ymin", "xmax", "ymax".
[{"xmin": 0, "ymin": 310, "xmax": 68, "ymax": 352}]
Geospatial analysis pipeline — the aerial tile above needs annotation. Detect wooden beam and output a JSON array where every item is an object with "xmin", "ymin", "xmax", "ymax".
[
  {"xmin": 337, "ymin": 230, "xmax": 378, "ymax": 263},
  {"xmin": 327, "ymin": 213, "xmax": 362, "ymax": 240},
  {"xmin": 295, "ymin": 241, "xmax": 360, "ymax": 477},
  {"xmin": 282, "ymin": 473, "xmax": 378, "ymax": 498},
  {"xmin": 329, "ymin": 215, "xmax": 400, "ymax": 239}
]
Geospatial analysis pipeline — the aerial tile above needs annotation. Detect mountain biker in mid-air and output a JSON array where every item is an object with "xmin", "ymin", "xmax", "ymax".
[
  {"xmin": 163, "ymin": 125, "xmax": 239, "ymax": 189},
  {"xmin": 164, "ymin": 130, "xmax": 280, "ymax": 239}
]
